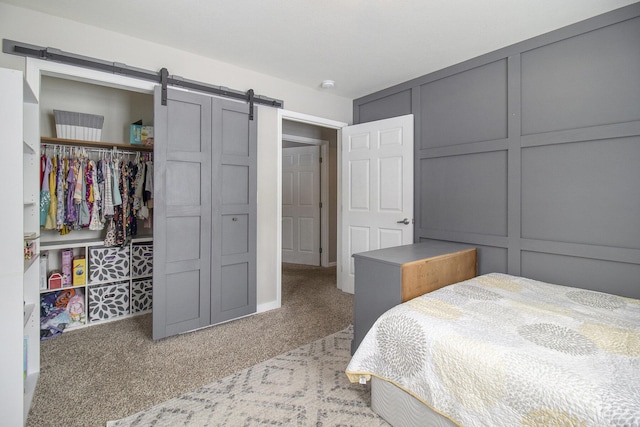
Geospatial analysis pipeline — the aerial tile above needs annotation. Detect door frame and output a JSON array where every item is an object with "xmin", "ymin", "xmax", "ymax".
[
  {"xmin": 277, "ymin": 110, "xmax": 347, "ymax": 295},
  {"xmin": 282, "ymin": 134, "xmax": 328, "ymax": 267}
]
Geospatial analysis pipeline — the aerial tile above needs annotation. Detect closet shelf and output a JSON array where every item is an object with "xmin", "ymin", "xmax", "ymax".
[{"xmin": 41, "ymin": 137, "xmax": 153, "ymax": 153}]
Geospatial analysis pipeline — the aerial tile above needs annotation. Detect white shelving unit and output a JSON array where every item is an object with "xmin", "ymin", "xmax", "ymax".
[{"xmin": 0, "ymin": 67, "xmax": 40, "ymax": 426}]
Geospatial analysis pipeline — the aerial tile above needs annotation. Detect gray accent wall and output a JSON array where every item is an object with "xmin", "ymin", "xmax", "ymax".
[{"xmin": 353, "ymin": 3, "xmax": 640, "ymax": 299}]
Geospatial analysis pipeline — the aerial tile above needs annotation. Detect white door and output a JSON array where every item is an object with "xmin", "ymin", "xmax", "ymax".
[
  {"xmin": 339, "ymin": 114, "xmax": 414, "ymax": 293},
  {"xmin": 282, "ymin": 145, "xmax": 321, "ymax": 265}
]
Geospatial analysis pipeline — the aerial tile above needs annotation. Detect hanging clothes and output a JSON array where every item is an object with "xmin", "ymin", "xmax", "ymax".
[
  {"xmin": 40, "ymin": 155, "xmax": 52, "ymax": 227},
  {"xmin": 55, "ymin": 154, "xmax": 66, "ymax": 230},
  {"xmin": 103, "ymin": 159, "xmax": 114, "ymax": 219},
  {"xmin": 44, "ymin": 155, "xmax": 57, "ymax": 230},
  {"xmin": 77, "ymin": 159, "xmax": 90, "ymax": 227},
  {"xmin": 66, "ymin": 159, "xmax": 78, "ymax": 225},
  {"xmin": 88, "ymin": 159, "xmax": 104, "ymax": 231},
  {"xmin": 39, "ymin": 144, "xmax": 152, "ymax": 240},
  {"xmin": 112, "ymin": 158, "xmax": 122, "ymax": 207}
]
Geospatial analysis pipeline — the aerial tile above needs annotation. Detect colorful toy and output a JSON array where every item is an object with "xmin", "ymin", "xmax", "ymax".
[
  {"xmin": 67, "ymin": 294, "xmax": 85, "ymax": 325},
  {"xmin": 48, "ymin": 272, "xmax": 63, "ymax": 289}
]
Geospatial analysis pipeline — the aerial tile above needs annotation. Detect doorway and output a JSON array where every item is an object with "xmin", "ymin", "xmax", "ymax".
[{"xmin": 281, "ymin": 119, "xmax": 338, "ymax": 268}]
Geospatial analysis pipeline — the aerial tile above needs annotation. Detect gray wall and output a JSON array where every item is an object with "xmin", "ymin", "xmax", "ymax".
[{"xmin": 353, "ymin": 3, "xmax": 640, "ymax": 299}]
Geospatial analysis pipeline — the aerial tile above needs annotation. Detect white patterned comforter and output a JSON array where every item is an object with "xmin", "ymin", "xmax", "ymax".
[{"xmin": 346, "ymin": 273, "xmax": 640, "ymax": 426}]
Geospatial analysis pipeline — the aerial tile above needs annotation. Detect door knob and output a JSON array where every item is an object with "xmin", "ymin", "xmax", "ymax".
[{"xmin": 397, "ymin": 218, "xmax": 410, "ymax": 225}]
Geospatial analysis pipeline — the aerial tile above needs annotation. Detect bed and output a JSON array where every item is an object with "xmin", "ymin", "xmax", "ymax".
[{"xmin": 346, "ymin": 273, "xmax": 640, "ymax": 427}]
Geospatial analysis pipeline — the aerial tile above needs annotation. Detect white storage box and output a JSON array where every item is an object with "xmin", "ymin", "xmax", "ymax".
[
  {"xmin": 54, "ymin": 109, "xmax": 104, "ymax": 141},
  {"xmin": 131, "ymin": 244, "xmax": 153, "ymax": 278},
  {"xmin": 131, "ymin": 279, "xmax": 152, "ymax": 313},
  {"xmin": 88, "ymin": 281, "xmax": 130, "ymax": 321},
  {"xmin": 88, "ymin": 246, "xmax": 130, "ymax": 283}
]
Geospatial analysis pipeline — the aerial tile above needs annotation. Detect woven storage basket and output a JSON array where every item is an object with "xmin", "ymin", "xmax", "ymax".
[{"xmin": 53, "ymin": 109, "xmax": 104, "ymax": 141}]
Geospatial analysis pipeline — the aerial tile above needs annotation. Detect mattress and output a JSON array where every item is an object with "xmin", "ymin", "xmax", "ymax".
[
  {"xmin": 346, "ymin": 273, "xmax": 640, "ymax": 427},
  {"xmin": 372, "ymin": 376, "xmax": 458, "ymax": 427}
]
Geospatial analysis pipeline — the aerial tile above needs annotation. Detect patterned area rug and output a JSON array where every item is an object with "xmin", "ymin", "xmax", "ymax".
[{"xmin": 107, "ymin": 327, "xmax": 389, "ymax": 426}]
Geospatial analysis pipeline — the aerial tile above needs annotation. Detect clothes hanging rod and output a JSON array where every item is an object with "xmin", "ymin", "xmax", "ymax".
[
  {"xmin": 41, "ymin": 143, "xmax": 151, "ymax": 157},
  {"xmin": 3, "ymin": 39, "xmax": 284, "ymax": 113}
]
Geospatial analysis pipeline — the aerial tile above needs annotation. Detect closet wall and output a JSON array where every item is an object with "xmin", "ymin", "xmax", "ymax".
[
  {"xmin": 40, "ymin": 76, "xmax": 153, "ymax": 143},
  {"xmin": 352, "ymin": 3, "xmax": 640, "ymax": 298}
]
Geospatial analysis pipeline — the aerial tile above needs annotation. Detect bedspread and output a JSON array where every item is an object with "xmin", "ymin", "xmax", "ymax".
[{"xmin": 346, "ymin": 273, "xmax": 640, "ymax": 426}]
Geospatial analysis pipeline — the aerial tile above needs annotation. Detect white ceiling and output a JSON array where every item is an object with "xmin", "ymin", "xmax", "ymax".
[{"xmin": 2, "ymin": 0, "xmax": 637, "ymax": 99}]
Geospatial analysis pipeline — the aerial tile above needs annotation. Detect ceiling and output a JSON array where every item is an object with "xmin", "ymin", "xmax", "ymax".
[{"xmin": 2, "ymin": 0, "xmax": 637, "ymax": 99}]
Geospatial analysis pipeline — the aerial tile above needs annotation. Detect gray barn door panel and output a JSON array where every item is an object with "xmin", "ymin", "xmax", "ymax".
[
  {"xmin": 153, "ymin": 87, "xmax": 212, "ymax": 340},
  {"xmin": 211, "ymin": 99, "xmax": 257, "ymax": 324}
]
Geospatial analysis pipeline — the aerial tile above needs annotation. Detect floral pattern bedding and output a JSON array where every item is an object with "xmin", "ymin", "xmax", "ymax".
[{"xmin": 346, "ymin": 273, "xmax": 640, "ymax": 426}]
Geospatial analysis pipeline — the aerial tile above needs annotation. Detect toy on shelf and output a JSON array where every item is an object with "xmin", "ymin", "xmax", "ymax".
[
  {"xmin": 48, "ymin": 271, "xmax": 63, "ymax": 289},
  {"xmin": 40, "ymin": 288, "xmax": 86, "ymax": 340},
  {"xmin": 61, "ymin": 249, "xmax": 73, "ymax": 286},
  {"xmin": 67, "ymin": 294, "xmax": 85, "ymax": 325}
]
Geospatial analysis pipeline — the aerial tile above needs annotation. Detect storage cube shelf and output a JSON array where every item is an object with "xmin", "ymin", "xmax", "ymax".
[
  {"xmin": 89, "ymin": 246, "xmax": 130, "ymax": 283},
  {"xmin": 88, "ymin": 282, "xmax": 130, "ymax": 321},
  {"xmin": 131, "ymin": 244, "xmax": 153, "ymax": 277},
  {"xmin": 132, "ymin": 279, "xmax": 153, "ymax": 313},
  {"xmin": 40, "ymin": 237, "xmax": 152, "ymax": 335}
]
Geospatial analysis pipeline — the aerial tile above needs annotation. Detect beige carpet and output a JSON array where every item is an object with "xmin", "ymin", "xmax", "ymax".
[
  {"xmin": 27, "ymin": 264, "xmax": 359, "ymax": 427},
  {"xmin": 107, "ymin": 327, "xmax": 388, "ymax": 426}
]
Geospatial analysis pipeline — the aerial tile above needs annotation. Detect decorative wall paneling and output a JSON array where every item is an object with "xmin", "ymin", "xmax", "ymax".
[{"xmin": 353, "ymin": 3, "xmax": 640, "ymax": 298}]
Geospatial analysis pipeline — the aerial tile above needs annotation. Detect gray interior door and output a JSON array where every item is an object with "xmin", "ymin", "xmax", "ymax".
[
  {"xmin": 153, "ymin": 87, "xmax": 212, "ymax": 340},
  {"xmin": 211, "ymin": 98, "xmax": 257, "ymax": 324},
  {"xmin": 153, "ymin": 87, "xmax": 257, "ymax": 340}
]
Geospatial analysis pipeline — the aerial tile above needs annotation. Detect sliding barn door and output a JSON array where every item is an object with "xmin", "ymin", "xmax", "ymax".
[
  {"xmin": 153, "ymin": 87, "xmax": 212, "ymax": 340},
  {"xmin": 210, "ymin": 98, "xmax": 257, "ymax": 324},
  {"xmin": 153, "ymin": 87, "xmax": 256, "ymax": 339}
]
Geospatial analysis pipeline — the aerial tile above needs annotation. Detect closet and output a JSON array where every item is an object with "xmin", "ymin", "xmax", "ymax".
[
  {"xmin": 29, "ymin": 65, "xmax": 258, "ymax": 342},
  {"xmin": 37, "ymin": 75, "xmax": 156, "ymax": 339},
  {"xmin": 2, "ymin": 57, "xmax": 259, "ymax": 425}
]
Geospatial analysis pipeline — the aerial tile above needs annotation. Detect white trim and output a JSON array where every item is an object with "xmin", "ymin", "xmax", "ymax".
[
  {"xmin": 282, "ymin": 134, "xmax": 325, "ymax": 145},
  {"xmin": 280, "ymin": 110, "xmax": 347, "ymax": 129},
  {"xmin": 257, "ymin": 300, "xmax": 281, "ymax": 313},
  {"xmin": 27, "ymin": 57, "xmax": 156, "ymax": 94},
  {"xmin": 320, "ymin": 143, "xmax": 330, "ymax": 267},
  {"xmin": 278, "ymin": 109, "xmax": 348, "ymax": 290}
]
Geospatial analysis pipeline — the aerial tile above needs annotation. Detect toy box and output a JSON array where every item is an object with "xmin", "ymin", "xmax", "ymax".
[
  {"xmin": 61, "ymin": 249, "xmax": 73, "ymax": 286},
  {"xmin": 73, "ymin": 257, "xmax": 86, "ymax": 286}
]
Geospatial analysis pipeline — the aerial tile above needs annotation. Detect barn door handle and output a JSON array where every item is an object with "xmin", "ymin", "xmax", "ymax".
[{"xmin": 397, "ymin": 218, "xmax": 410, "ymax": 225}]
